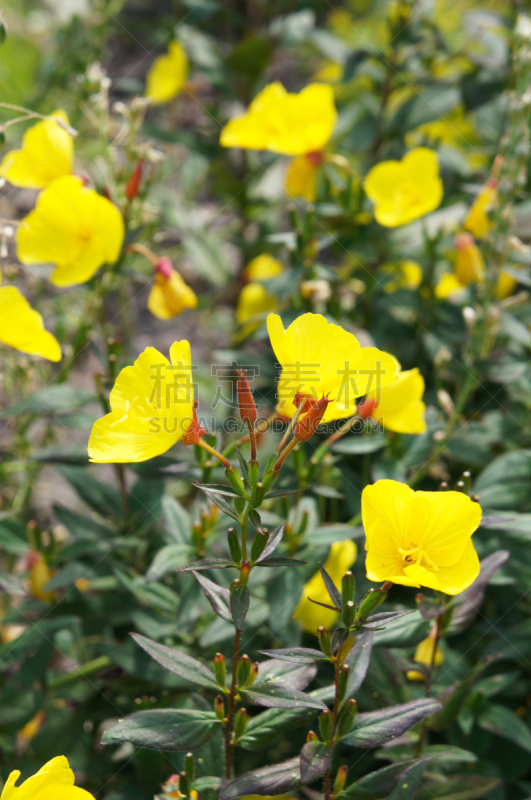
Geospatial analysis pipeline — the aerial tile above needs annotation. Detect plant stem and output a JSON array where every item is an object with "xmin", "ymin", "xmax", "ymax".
[
  {"xmin": 416, "ymin": 615, "xmax": 442, "ymax": 755},
  {"xmin": 116, "ymin": 463, "xmax": 130, "ymax": 525},
  {"xmin": 248, "ymin": 423, "xmax": 257, "ymax": 462},
  {"xmin": 276, "ymin": 406, "xmax": 303, "ymax": 454},
  {"xmin": 224, "ymin": 628, "xmax": 242, "ymax": 779},
  {"xmin": 273, "ymin": 437, "xmax": 299, "ymax": 472},
  {"xmin": 197, "ymin": 439, "xmax": 231, "ymax": 469}
]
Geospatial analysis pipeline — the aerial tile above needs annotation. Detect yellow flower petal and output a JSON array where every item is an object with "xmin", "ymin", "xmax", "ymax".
[
  {"xmin": 220, "ymin": 83, "xmax": 336, "ymax": 156},
  {"xmin": 0, "ymin": 286, "xmax": 61, "ymax": 361},
  {"xmin": 435, "ymin": 272, "xmax": 466, "ymax": 299},
  {"xmin": 454, "ymin": 233, "xmax": 485, "ymax": 286},
  {"xmin": 237, "ymin": 282, "xmax": 278, "ymax": 327},
  {"xmin": 268, "ymin": 312, "xmax": 398, "ymax": 423},
  {"xmin": 362, "ymin": 480, "xmax": 481, "ymax": 594},
  {"xmin": 382, "ymin": 260, "xmax": 422, "ymax": 293},
  {"xmin": 363, "ymin": 147, "xmax": 443, "ymax": 228},
  {"xmin": 16, "ymin": 175, "xmax": 124, "ymax": 286},
  {"xmin": 369, "ymin": 368, "xmax": 426, "ymax": 434},
  {"xmin": 464, "ymin": 184, "xmax": 496, "ymax": 240},
  {"xmin": 407, "ymin": 626, "xmax": 443, "ymax": 680},
  {"xmin": 148, "ymin": 271, "xmax": 197, "ymax": 319},
  {"xmin": 294, "ymin": 540, "xmax": 357, "ymax": 632},
  {"xmin": 88, "ymin": 342, "xmax": 194, "ymax": 463},
  {"xmin": 0, "ymin": 110, "xmax": 73, "ymax": 189},
  {"xmin": 497, "ymin": 267, "xmax": 518, "ymax": 299},
  {"xmin": 242, "ymin": 254, "xmax": 284, "ymax": 283},
  {"xmin": 1, "ymin": 756, "xmax": 94, "ymax": 800},
  {"xmin": 146, "ymin": 41, "xmax": 189, "ymax": 105},
  {"xmin": 285, "ymin": 155, "xmax": 318, "ymax": 201}
]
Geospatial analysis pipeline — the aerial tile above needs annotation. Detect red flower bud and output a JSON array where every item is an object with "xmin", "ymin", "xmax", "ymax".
[
  {"xmin": 238, "ymin": 370, "xmax": 257, "ymax": 425},
  {"xmin": 154, "ymin": 256, "xmax": 174, "ymax": 280},
  {"xmin": 294, "ymin": 391, "xmax": 320, "ymax": 414},
  {"xmin": 293, "ymin": 395, "xmax": 330, "ymax": 442},
  {"xmin": 125, "ymin": 160, "xmax": 143, "ymax": 200},
  {"xmin": 305, "ymin": 150, "xmax": 324, "ymax": 167},
  {"xmin": 357, "ymin": 397, "xmax": 377, "ymax": 419},
  {"xmin": 183, "ymin": 400, "xmax": 205, "ymax": 446}
]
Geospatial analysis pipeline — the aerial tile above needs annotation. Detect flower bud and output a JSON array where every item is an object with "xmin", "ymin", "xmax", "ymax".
[
  {"xmin": 249, "ymin": 459, "xmax": 259, "ymax": 486},
  {"xmin": 234, "ymin": 496, "xmax": 247, "ymax": 515},
  {"xmin": 228, "ymin": 528, "xmax": 242, "ymax": 565},
  {"xmin": 179, "ymin": 770, "xmax": 190, "ymax": 797},
  {"xmin": 183, "ymin": 401, "xmax": 205, "ymax": 446},
  {"xmin": 262, "ymin": 469, "xmax": 278, "ymax": 491},
  {"xmin": 250, "ymin": 481, "xmax": 265, "ymax": 508},
  {"xmin": 357, "ymin": 583, "xmax": 391, "ymax": 622},
  {"xmin": 317, "ymin": 626, "xmax": 332, "ymax": 658},
  {"xmin": 319, "ymin": 709, "xmax": 335, "ymax": 742},
  {"xmin": 125, "ymin": 160, "xmax": 143, "ymax": 200},
  {"xmin": 341, "ymin": 571, "xmax": 355, "ymax": 605},
  {"xmin": 333, "ymin": 765, "xmax": 348, "ymax": 796},
  {"xmin": 239, "ymin": 561, "xmax": 251, "ymax": 586},
  {"xmin": 338, "ymin": 664, "xmax": 350, "ymax": 707},
  {"xmin": 293, "ymin": 395, "xmax": 330, "ymax": 442},
  {"xmin": 214, "ymin": 694, "xmax": 225, "ymax": 720},
  {"xmin": 237, "ymin": 370, "xmax": 257, "ymax": 425},
  {"xmin": 184, "ymin": 752, "xmax": 194, "ymax": 782},
  {"xmin": 237, "ymin": 654, "xmax": 252, "ymax": 687},
  {"xmin": 213, "ymin": 653, "xmax": 226, "ymax": 689},
  {"xmin": 356, "ymin": 398, "xmax": 377, "ymax": 420},
  {"xmin": 249, "ymin": 662, "xmax": 259, "ymax": 685},
  {"xmin": 342, "ymin": 600, "xmax": 355, "ymax": 629},
  {"xmin": 233, "ymin": 708, "xmax": 249, "ymax": 741},
  {"xmin": 336, "ymin": 698, "xmax": 357, "ymax": 739},
  {"xmin": 306, "ymin": 729, "xmax": 319, "ymax": 742},
  {"xmin": 225, "ymin": 466, "xmax": 248, "ymax": 498},
  {"xmin": 250, "ymin": 530, "xmax": 269, "ymax": 563}
]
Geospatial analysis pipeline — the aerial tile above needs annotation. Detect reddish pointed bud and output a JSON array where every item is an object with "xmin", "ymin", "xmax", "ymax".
[
  {"xmin": 336, "ymin": 698, "xmax": 357, "ymax": 738},
  {"xmin": 356, "ymin": 398, "xmax": 377, "ymax": 420},
  {"xmin": 125, "ymin": 160, "xmax": 143, "ymax": 200},
  {"xmin": 233, "ymin": 707, "xmax": 249, "ymax": 741},
  {"xmin": 154, "ymin": 256, "xmax": 174, "ymax": 280},
  {"xmin": 240, "ymin": 561, "xmax": 251, "ymax": 586},
  {"xmin": 249, "ymin": 662, "xmax": 259, "ymax": 685},
  {"xmin": 183, "ymin": 401, "xmax": 205, "ymax": 446},
  {"xmin": 237, "ymin": 370, "xmax": 257, "ymax": 425},
  {"xmin": 213, "ymin": 653, "xmax": 226, "ymax": 689},
  {"xmin": 306, "ymin": 730, "xmax": 319, "ymax": 742},
  {"xmin": 455, "ymin": 231, "xmax": 475, "ymax": 251},
  {"xmin": 294, "ymin": 392, "xmax": 319, "ymax": 413},
  {"xmin": 237, "ymin": 654, "xmax": 252, "ymax": 686},
  {"xmin": 214, "ymin": 694, "xmax": 225, "ymax": 720},
  {"xmin": 293, "ymin": 395, "xmax": 330, "ymax": 442},
  {"xmin": 305, "ymin": 150, "xmax": 324, "ymax": 167},
  {"xmin": 333, "ymin": 765, "xmax": 348, "ymax": 796}
]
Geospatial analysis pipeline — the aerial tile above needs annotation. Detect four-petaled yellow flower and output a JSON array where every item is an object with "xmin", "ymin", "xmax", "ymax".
[
  {"xmin": 363, "ymin": 148, "xmax": 443, "ymax": 227},
  {"xmin": 0, "ymin": 110, "xmax": 73, "ymax": 190},
  {"xmin": 148, "ymin": 257, "xmax": 198, "ymax": 319},
  {"xmin": 358, "ymin": 366, "xmax": 426, "ymax": 434},
  {"xmin": 362, "ymin": 479, "xmax": 481, "ymax": 595},
  {"xmin": 88, "ymin": 341, "xmax": 194, "ymax": 463},
  {"xmin": 294, "ymin": 540, "xmax": 357, "ymax": 632},
  {"xmin": 464, "ymin": 182, "xmax": 496, "ymax": 239},
  {"xmin": 0, "ymin": 272, "xmax": 61, "ymax": 361},
  {"xmin": 267, "ymin": 312, "xmax": 398, "ymax": 423},
  {"xmin": 406, "ymin": 624, "xmax": 444, "ymax": 681},
  {"xmin": 146, "ymin": 41, "xmax": 189, "ymax": 105},
  {"xmin": 17, "ymin": 175, "xmax": 124, "ymax": 287},
  {"xmin": 0, "ymin": 756, "xmax": 94, "ymax": 800}
]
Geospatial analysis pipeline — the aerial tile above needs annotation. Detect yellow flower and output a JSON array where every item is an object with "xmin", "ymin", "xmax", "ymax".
[
  {"xmin": 406, "ymin": 624, "xmax": 444, "ymax": 681},
  {"xmin": 313, "ymin": 61, "xmax": 343, "ymax": 84},
  {"xmin": 0, "ymin": 276, "xmax": 61, "ymax": 361},
  {"xmin": 148, "ymin": 258, "xmax": 197, "ymax": 319},
  {"xmin": 242, "ymin": 254, "xmax": 284, "ymax": 283},
  {"xmin": 454, "ymin": 232, "xmax": 485, "ymax": 286},
  {"xmin": 1, "ymin": 756, "xmax": 94, "ymax": 800},
  {"xmin": 362, "ymin": 479, "xmax": 481, "ymax": 595},
  {"xmin": 17, "ymin": 175, "xmax": 124, "ymax": 287},
  {"xmin": 146, "ymin": 41, "xmax": 189, "ymax": 105},
  {"xmin": 17, "ymin": 710, "xmax": 45, "ymax": 745},
  {"xmin": 464, "ymin": 183, "xmax": 496, "ymax": 239},
  {"xmin": 294, "ymin": 540, "xmax": 357, "ymax": 632},
  {"xmin": 363, "ymin": 148, "xmax": 443, "ymax": 227},
  {"xmin": 285, "ymin": 153, "xmax": 322, "ymax": 201},
  {"xmin": 435, "ymin": 272, "xmax": 466, "ymax": 300},
  {"xmin": 237, "ymin": 283, "xmax": 278, "ymax": 329},
  {"xmin": 267, "ymin": 312, "xmax": 398, "ymax": 423},
  {"xmin": 88, "ymin": 341, "xmax": 195, "ymax": 463},
  {"xmin": 359, "ymin": 366, "xmax": 426, "ymax": 434},
  {"xmin": 28, "ymin": 552, "xmax": 54, "ymax": 602},
  {"xmin": 220, "ymin": 82, "xmax": 336, "ymax": 157},
  {"xmin": 381, "ymin": 260, "xmax": 423, "ymax": 293},
  {"xmin": 0, "ymin": 110, "xmax": 73, "ymax": 190},
  {"xmin": 497, "ymin": 266, "xmax": 519, "ymax": 300}
]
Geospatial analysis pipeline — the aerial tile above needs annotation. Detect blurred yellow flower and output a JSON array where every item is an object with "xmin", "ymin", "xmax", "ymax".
[
  {"xmin": 146, "ymin": 41, "xmax": 189, "ymax": 105},
  {"xmin": 363, "ymin": 148, "xmax": 443, "ymax": 227},
  {"xmin": 220, "ymin": 82, "xmax": 336, "ymax": 156},
  {"xmin": 0, "ymin": 110, "xmax": 73, "ymax": 189},
  {"xmin": 267, "ymin": 312, "xmax": 398, "ymax": 423},
  {"xmin": 497, "ymin": 266, "xmax": 519, "ymax": 300},
  {"xmin": 406, "ymin": 624, "xmax": 444, "ymax": 681},
  {"xmin": 454, "ymin": 232, "xmax": 485, "ymax": 286},
  {"xmin": 17, "ymin": 710, "xmax": 45, "ymax": 745},
  {"xmin": 285, "ymin": 153, "xmax": 322, "ymax": 201},
  {"xmin": 359, "ymin": 366, "xmax": 426, "ymax": 434},
  {"xmin": 294, "ymin": 540, "xmax": 357, "ymax": 632},
  {"xmin": 362, "ymin": 479, "xmax": 481, "ymax": 595},
  {"xmin": 464, "ymin": 183, "xmax": 496, "ymax": 239},
  {"xmin": 435, "ymin": 271, "xmax": 466, "ymax": 300},
  {"xmin": 148, "ymin": 258, "xmax": 197, "ymax": 319},
  {"xmin": 0, "ymin": 271, "xmax": 61, "ymax": 361},
  {"xmin": 242, "ymin": 253, "xmax": 284, "ymax": 283},
  {"xmin": 88, "ymin": 341, "xmax": 194, "ymax": 463},
  {"xmin": 381, "ymin": 260, "xmax": 423, "ymax": 293},
  {"xmin": 28, "ymin": 552, "xmax": 54, "ymax": 602},
  {"xmin": 1, "ymin": 756, "xmax": 94, "ymax": 800},
  {"xmin": 17, "ymin": 175, "xmax": 124, "ymax": 287},
  {"xmin": 313, "ymin": 61, "xmax": 343, "ymax": 84},
  {"xmin": 237, "ymin": 283, "xmax": 278, "ymax": 333}
]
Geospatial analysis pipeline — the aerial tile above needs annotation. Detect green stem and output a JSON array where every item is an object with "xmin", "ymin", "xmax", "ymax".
[
  {"xmin": 47, "ymin": 656, "xmax": 111, "ymax": 689},
  {"xmin": 224, "ymin": 628, "xmax": 242, "ymax": 779}
]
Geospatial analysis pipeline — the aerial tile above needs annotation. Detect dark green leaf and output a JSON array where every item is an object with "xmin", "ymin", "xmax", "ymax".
[
  {"xmin": 238, "ymin": 706, "xmax": 320, "ymax": 750},
  {"xmin": 131, "ymin": 633, "xmax": 219, "ymax": 690},
  {"xmin": 230, "ymin": 584, "xmax": 249, "ymax": 631},
  {"xmin": 240, "ymin": 683, "xmax": 327, "ymax": 710},
  {"xmin": 337, "ymin": 754, "xmax": 439, "ymax": 800},
  {"xmin": 32, "ymin": 446, "xmax": 89, "ymax": 465},
  {"xmin": 257, "ymin": 522, "xmax": 285, "ymax": 561},
  {"xmin": 447, "ymin": 550, "xmax": 509, "ymax": 636},
  {"xmin": 59, "ymin": 466, "xmax": 122, "ymax": 519},
  {"xmin": 413, "ymin": 774, "xmax": 501, "ymax": 800},
  {"xmin": 343, "ymin": 49, "xmax": 372, "ymax": 82},
  {"xmin": 179, "ymin": 558, "xmax": 234, "ymax": 572},
  {"xmin": 0, "ymin": 519, "xmax": 30, "ymax": 555},
  {"xmin": 255, "ymin": 557, "xmax": 306, "ymax": 567},
  {"xmin": 192, "ymin": 570, "xmax": 232, "ymax": 622},
  {"xmin": 360, "ymin": 611, "xmax": 413, "ymax": 631},
  {"xmin": 300, "ymin": 741, "xmax": 332, "ymax": 783},
  {"xmin": 219, "ymin": 757, "xmax": 301, "ymax": 799},
  {"xmin": 318, "ymin": 562, "xmax": 342, "ymax": 609},
  {"xmin": 332, "ymin": 435, "xmax": 386, "ymax": 454},
  {"xmin": 256, "ymin": 659, "xmax": 316, "ymax": 690},
  {"xmin": 258, "ymin": 647, "xmax": 327, "ymax": 664},
  {"xmin": 146, "ymin": 544, "xmax": 192, "ymax": 583},
  {"xmin": 102, "ymin": 709, "xmax": 222, "ymax": 751},
  {"xmin": 161, "ymin": 495, "xmax": 191, "ymax": 545},
  {"xmin": 344, "ymin": 631, "xmax": 374, "ymax": 702},
  {"xmin": 478, "ymin": 704, "xmax": 531, "ymax": 752},
  {"xmin": 0, "ymin": 384, "xmax": 94, "ymax": 418},
  {"xmin": 430, "ymin": 656, "xmax": 497, "ymax": 731},
  {"xmin": 198, "ymin": 487, "xmax": 239, "ymax": 521},
  {"xmin": 342, "ymin": 698, "xmax": 441, "ymax": 747},
  {"xmin": 373, "ymin": 610, "xmax": 430, "ymax": 647}
]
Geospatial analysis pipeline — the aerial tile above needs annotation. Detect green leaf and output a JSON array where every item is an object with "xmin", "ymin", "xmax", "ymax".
[
  {"xmin": 389, "ymin": 85, "xmax": 460, "ymax": 132},
  {"xmin": 375, "ymin": 757, "xmax": 444, "ymax": 800},
  {"xmin": 413, "ymin": 774, "xmax": 501, "ymax": 800},
  {"xmin": 230, "ymin": 584, "xmax": 249, "ymax": 631},
  {"xmin": 0, "ymin": 519, "xmax": 30, "ymax": 555},
  {"xmin": 258, "ymin": 647, "xmax": 327, "ymax": 665},
  {"xmin": 332, "ymin": 435, "xmax": 386, "ymax": 454},
  {"xmin": 342, "ymin": 698, "xmax": 441, "ymax": 747},
  {"xmin": 102, "ymin": 709, "xmax": 222, "ymax": 751},
  {"xmin": 473, "ymin": 450, "xmax": 531, "ymax": 509},
  {"xmin": 129, "ymin": 478, "xmax": 164, "ymax": 523},
  {"xmin": 198, "ymin": 486, "xmax": 239, "ymax": 521},
  {"xmin": 0, "ymin": 568, "xmax": 24, "ymax": 595},
  {"xmin": 192, "ymin": 571, "xmax": 232, "ymax": 622},
  {"xmin": 146, "ymin": 544, "xmax": 192, "ymax": 583},
  {"xmin": 256, "ymin": 659, "xmax": 316, "ymax": 690},
  {"xmin": 59, "ymin": 466, "xmax": 122, "ymax": 519},
  {"xmin": 337, "ymin": 755, "xmax": 438, "ymax": 799},
  {"xmin": 0, "ymin": 384, "xmax": 94, "ymax": 418},
  {"xmin": 161, "ymin": 495, "xmax": 191, "ymax": 544},
  {"xmin": 344, "ymin": 631, "xmax": 374, "ymax": 702},
  {"xmin": 219, "ymin": 757, "xmax": 301, "ymax": 799},
  {"xmin": 256, "ymin": 522, "xmax": 285, "ymax": 561},
  {"xmin": 300, "ymin": 741, "xmax": 332, "ymax": 783},
  {"xmin": 240, "ymin": 683, "xmax": 327, "ymax": 710},
  {"xmin": 238, "ymin": 706, "xmax": 320, "ymax": 750},
  {"xmin": 32, "ymin": 446, "xmax": 89, "ymax": 465},
  {"xmin": 447, "ymin": 550, "xmax": 509, "ymax": 635},
  {"xmin": 306, "ymin": 524, "xmax": 364, "ymax": 546},
  {"xmin": 179, "ymin": 558, "xmax": 234, "ymax": 572},
  {"xmin": 430, "ymin": 656, "xmax": 497, "ymax": 731},
  {"xmin": 53, "ymin": 505, "xmax": 116, "ymax": 539},
  {"xmin": 255, "ymin": 557, "xmax": 306, "ymax": 567},
  {"xmin": 131, "ymin": 633, "xmax": 219, "ymax": 690},
  {"xmin": 44, "ymin": 561, "xmax": 91, "ymax": 591},
  {"xmin": 318, "ymin": 561, "xmax": 342, "ymax": 609},
  {"xmin": 478, "ymin": 704, "xmax": 531, "ymax": 752},
  {"xmin": 372, "ymin": 610, "xmax": 430, "ymax": 647}
]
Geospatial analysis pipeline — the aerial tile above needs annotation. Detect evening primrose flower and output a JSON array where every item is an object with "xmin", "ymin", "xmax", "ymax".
[
  {"xmin": 148, "ymin": 257, "xmax": 197, "ymax": 319},
  {"xmin": 267, "ymin": 312, "xmax": 398, "ymax": 423},
  {"xmin": 454, "ymin": 233, "xmax": 485, "ymax": 286},
  {"xmin": 363, "ymin": 148, "xmax": 443, "ymax": 227},
  {"xmin": 294, "ymin": 540, "xmax": 357, "ymax": 632},
  {"xmin": 242, "ymin": 254, "xmax": 284, "ymax": 283},
  {"xmin": 237, "ymin": 255, "xmax": 284, "ymax": 334},
  {"xmin": 0, "ymin": 756, "xmax": 94, "ymax": 800},
  {"xmin": 381, "ymin": 260, "xmax": 423, "ymax": 293},
  {"xmin": 145, "ymin": 41, "xmax": 189, "ymax": 105},
  {"xmin": 28, "ymin": 552, "xmax": 54, "ymax": 602},
  {"xmin": 88, "ymin": 341, "xmax": 194, "ymax": 463},
  {"xmin": 435, "ymin": 272, "xmax": 466, "ymax": 300},
  {"xmin": 16, "ymin": 175, "xmax": 124, "ymax": 287},
  {"xmin": 285, "ymin": 151, "xmax": 323, "ymax": 202},
  {"xmin": 464, "ymin": 182, "xmax": 496, "ymax": 239},
  {"xmin": 358, "ymin": 366, "xmax": 426, "ymax": 434},
  {"xmin": 0, "ymin": 273, "xmax": 61, "ymax": 361},
  {"xmin": 0, "ymin": 110, "xmax": 73, "ymax": 189},
  {"xmin": 406, "ymin": 624, "xmax": 444, "ymax": 681},
  {"xmin": 362, "ymin": 479, "xmax": 481, "ymax": 595}
]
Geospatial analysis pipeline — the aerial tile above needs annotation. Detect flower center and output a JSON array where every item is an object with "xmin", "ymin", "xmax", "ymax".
[{"xmin": 398, "ymin": 544, "xmax": 438, "ymax": 571}]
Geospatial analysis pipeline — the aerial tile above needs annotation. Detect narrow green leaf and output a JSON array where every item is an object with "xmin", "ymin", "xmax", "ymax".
[
  {"xmin": 300, "ymin": 741, "xmax": 332, "ymax": 783},
  {"xmin": 230, "ymin": 584, "xmax": 249, "ymax": 631},
  {"xmin": 131, "ymin": 633, "xmax": 219, "ymax": 690},
  {"xmin": 102, "ymin": 709, "xmax": 222, "ymax": 751},
  {"xmin": 342, "ymin": 698, "xmax": 441, "ymax": 747}
]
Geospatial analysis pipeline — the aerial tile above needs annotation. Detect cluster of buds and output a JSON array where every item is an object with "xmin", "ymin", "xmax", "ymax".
[
  {"xmin": 160, "ymin": 753, "xmax": 195, "ymax": 799},
  {"xmin": 191, "ymin": 501, "xmax": 218, "ymax": 557}
]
